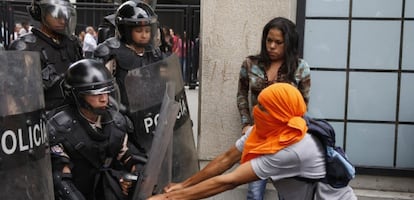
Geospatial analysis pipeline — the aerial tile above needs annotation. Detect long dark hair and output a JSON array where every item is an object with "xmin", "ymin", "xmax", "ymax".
[{"xmin": 254, "ymin": 17, "xmax": 299, "ymax": 83}]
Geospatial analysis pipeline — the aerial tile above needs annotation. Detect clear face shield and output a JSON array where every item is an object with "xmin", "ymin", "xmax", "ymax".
[
  {"xmin": 139, "ymin": 21, "xmax": 159, "ymax": 49},
  {"xmin": 108, "ymin": 82, "xmax": 123, "ymax": 113},
  {"xmin": 39, "ymin": 0, "xmax": 76, "ymax": 36},
  {"xmin": 149, "ymin": 21, "xmax": 160, "ymax": 50},
  {"xmin": 74, "ymin": 80, "xmax": 123, "ymax": 114},
  {"xmin": 89, "ymin": 82, "xmax": 122, "ymax": 113},
  {"xmin": 115, "ymin": 1, "xmax": 160, "ymax": 49}
]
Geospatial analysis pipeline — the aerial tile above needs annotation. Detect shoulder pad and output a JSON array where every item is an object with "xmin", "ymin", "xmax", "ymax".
[
  {"xmin": 48, "ymin": 107, "xmax": 76, "ymax": 134},
  {"xmin": 105, "ymin": 37, "xmax": 121, "ymax": 48},
  {"xmin": 94, "ymin": 43, "xmax": 111, "ymax": 58},
  {"xmin": 68, "ymin": 34, "xmax": 79, "ymax": 42},
  {"xmin": 153, "ymin": 48, "xmax": 164, "ymax": 59},
  {"xmin": 110, "ymin": 110, "xmax": 133, "ymax": 133},
  {"xmin": 47, "ymin": 107, "xmax": 75, "ymax": 145},
  {"xmin": 8, "ymin": 33, "xmax": 36, "ymax": 50},
  {"xmin": 94, "ymin": 37, "xmax": 120, "ymax": 60},
  {"xmin": 20, "ymin": 33, "xmax": 37, "ymax": 43}
]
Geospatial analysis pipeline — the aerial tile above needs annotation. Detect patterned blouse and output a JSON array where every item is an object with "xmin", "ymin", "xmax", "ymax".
[{"xmin": 236, "ymin": 57, "xmax": 311, "ymax": 127}]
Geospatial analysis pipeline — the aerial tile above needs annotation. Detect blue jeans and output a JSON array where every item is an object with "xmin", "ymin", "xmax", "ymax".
[
  {"xmin": 246, "ymin": 179, "xmax": 267, "ymax": 200},
  {"xmin": 180, "ymin": 57, "xmax": 188, "ymax": 83}
]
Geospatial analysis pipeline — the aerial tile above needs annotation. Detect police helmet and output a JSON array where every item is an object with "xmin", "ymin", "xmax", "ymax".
[
  {"xmin": 64, "ymin": 59, "xmax": 115, "ymax": 97},
  {"xmin": 115, "ymin": 0, "xmax": 159, "ymax": 47},
  {"xmin": 28, "ymin": 0, "xmax": 76, "ymax": 36}
]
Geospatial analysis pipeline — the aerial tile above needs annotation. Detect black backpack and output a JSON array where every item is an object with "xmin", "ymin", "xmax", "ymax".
[{"xmin": 303, "ymin": 116, "xmax": 356, "ymax": 188}]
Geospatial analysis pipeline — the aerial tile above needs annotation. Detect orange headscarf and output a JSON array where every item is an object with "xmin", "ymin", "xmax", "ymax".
[{"xmin": 241, "ymin": 83, "xmax": 308, "ymax": 163}]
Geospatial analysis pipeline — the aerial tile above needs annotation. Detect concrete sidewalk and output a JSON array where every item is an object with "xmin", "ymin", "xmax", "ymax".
[{"xmin": 185, "ymin": 86, "xmax": 199, "ymax": 147}]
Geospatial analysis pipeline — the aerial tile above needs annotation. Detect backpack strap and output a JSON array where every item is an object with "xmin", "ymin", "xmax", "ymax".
[
  {"xmin": 304, "ymin": 116, "xmax": 336, "ymax": 147},
  {"xmin": 294, "ymin": 116, "xmax": 329, "ymax": 185}
]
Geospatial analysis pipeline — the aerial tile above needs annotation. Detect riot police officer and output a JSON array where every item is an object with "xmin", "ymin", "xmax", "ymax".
[
  {"xmin": 95, "ymin": 0, "xmax": 199, "ymax": 188},
  {"xmin": 95, "ymin": 0, "xmax": 163, "ymax": 72},
  {"xmin": 9, "ymin": 0, "xmax": 83, "ymax": 111},
  {"xmin": 47, "ymin": 59, "xmax": 146, "ymax": 200},
  {"xmin": 94, "ymin": 0, "xmax": 164, "ymax": 147}
]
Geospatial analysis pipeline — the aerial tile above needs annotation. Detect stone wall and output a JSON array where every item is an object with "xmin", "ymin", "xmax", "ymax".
[
  {"xmin": 198, "ymin": 0, "xmax": 297, "ymax": 161},
  {"xmin": 197, "ymin": 1, "xmax": 297, "ymax": 198}
]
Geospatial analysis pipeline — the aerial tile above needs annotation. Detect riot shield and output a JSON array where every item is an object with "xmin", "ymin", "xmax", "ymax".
[
  {"xmin": 123, "ymin": 54, "xmax": 199, "ymax": 185},
  {"xmin": 0, "ymin": 51, "xmax": 54, "ymax": 200},
  {"xmin": 133, "ymin": 82, "xmax": 179, "ymax": 200}
]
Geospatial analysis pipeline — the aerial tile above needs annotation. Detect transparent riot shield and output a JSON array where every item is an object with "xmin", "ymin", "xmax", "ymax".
[
  {"xmin": 133, "ymin": 82, "xmax": 179, "ymax": 200},
  {"xmin": 123, "ymin": 54, "xmax": 199, "ymax": 186},
  {"xmin": 0, "ymin": 51, "xmax": 54, "ymax": 200}
]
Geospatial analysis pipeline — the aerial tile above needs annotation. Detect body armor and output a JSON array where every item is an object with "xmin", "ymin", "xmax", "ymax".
[
  {"xmin": 95, "ymin": 37, "xmax": 164, "ymax": 109},
  {"xmin": 48, "ymin": 59, "xmax": 146, "ymax": 200},
  {"xmin": 9, "ymin": 28, "xmax": 83, "ymax": 110},
  {"xmin": 48, "ymin": 105, "xmax": 133, "ymax": 200}
]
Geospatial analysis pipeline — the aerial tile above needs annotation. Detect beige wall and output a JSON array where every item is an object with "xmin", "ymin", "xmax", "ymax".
[{"xmin": 198, "ymin": 0, "xmax": 298, "ymax": 160}]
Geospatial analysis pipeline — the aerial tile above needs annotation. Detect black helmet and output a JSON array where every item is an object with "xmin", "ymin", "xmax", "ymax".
[
  {"xmin": 64, "ymin": 59, "xmax": 114, "ymax": 97},
  {"xmin": 28, "ymin": 0, "xmax": 76, "ymax": 36},
  {"xmin": 115, "ymin": 0, "xmax": 159, "ymax": 47},
  {"xmin": 63, "ymin": 59, "xmax": 115, "ymax": 114}
]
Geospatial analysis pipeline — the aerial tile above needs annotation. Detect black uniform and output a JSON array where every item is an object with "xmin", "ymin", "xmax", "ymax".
[
  {"xmin": 95, "ymin": 37, "xmax": 164, "ymax": 148},
  {"xmin": 47, "ymin": 105, "xmax": 144, "ymax": 200},
  {"xmin": 9, "ymin": 28, "xmax": 83, "ymax": 110},
  {"xmin": 94, "ymin": 1, "xmax": 199, "ymax": 188},
  {"xmin": 96, "ymin": 37, "xmax": 164, "ymax": 106}
]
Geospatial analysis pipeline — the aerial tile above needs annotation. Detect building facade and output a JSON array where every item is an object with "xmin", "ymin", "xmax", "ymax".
[
  {"xmin": 198, "ymin": 0, "xmax": 413, "ymax": 198},
  {"xmin": 301, "ymin": 0, "xmax": 414, "ymax": 173}
]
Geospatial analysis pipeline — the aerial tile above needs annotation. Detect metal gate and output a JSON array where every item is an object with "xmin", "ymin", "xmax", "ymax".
[{"xmin": 0, "ymin": 1, "xmax": 200, "ymax": 50}]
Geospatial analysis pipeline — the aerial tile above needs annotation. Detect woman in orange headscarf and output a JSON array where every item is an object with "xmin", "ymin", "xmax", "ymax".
[{"xmin": 148, "ymin": 83, "xmax": 356, "ymax": 200}]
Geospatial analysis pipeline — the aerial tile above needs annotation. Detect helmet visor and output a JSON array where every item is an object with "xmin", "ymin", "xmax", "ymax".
[
  {"xmin": 76, "ymin": 80, "xmax": 115, "ymax": 95},
  {"xmin": 79, "ymin": 86, "xmax": 114, "ymax": 95},
  {"xmin": 40, "ymin": 0, "xmax": 76, "ymax": 36},
  {"xmin": 115, "ymin": 1, "xmax": 159, "ymax": 48},
  {"xmin": 117, "ymin": 16, "xmax": 158, "ymax": 26}
]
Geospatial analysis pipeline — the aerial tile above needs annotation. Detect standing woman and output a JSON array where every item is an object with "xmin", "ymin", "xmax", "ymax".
[{"xmin": 236, "ymin": 17, "xmax": 311, "ymax": 200}]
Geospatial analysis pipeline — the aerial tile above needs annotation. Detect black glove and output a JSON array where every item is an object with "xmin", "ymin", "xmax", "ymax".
[{"xmin": 53, "ymin": 171, "xmax": 86, "ymax": 200}]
